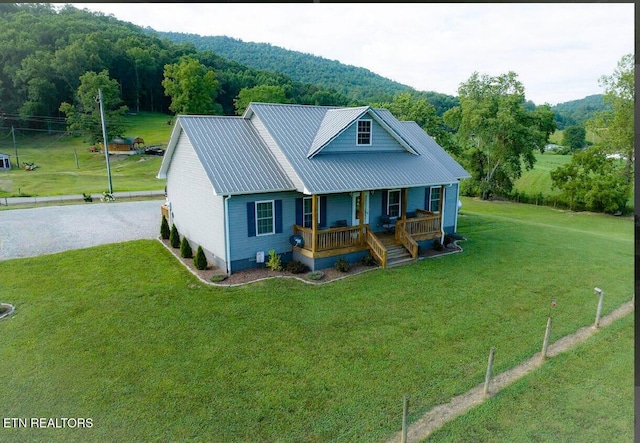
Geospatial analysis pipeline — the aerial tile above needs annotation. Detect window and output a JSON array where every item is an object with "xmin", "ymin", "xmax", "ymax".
[
  {"xmin": 256, "ymin": 200, "xmax": 274, "ymax": 235},
  {"xmin": 357, "ymin": 119, "xmax": 372, "ymax": 145},
  {"xmin": 429, "ymin": 187, "xmax": 442, "ymax": 213},
  {"xmin": 387, "ymin": 189, "xmax": 401, "ymax": 218}
]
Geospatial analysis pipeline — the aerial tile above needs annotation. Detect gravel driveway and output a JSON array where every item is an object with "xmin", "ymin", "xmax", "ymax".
[{"xmin": 0, "ymin": 200, "xmax": 162, "ymax": 260}]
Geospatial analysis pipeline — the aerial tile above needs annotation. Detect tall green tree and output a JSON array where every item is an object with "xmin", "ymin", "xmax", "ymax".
[
  {"xmin": 562, "ymin": 125, "xmax": 586, "ymax": 152},
  {"xmin": 162, "ymin": 56, "xmax": 222, "ymax": 115},
  {"xmin": 586, "ymin": 54, "xmax": 634, "ymax": 184},
  {"xmin": 233, "ymin": 84, "xmax": 289, "ymax": 114},
  {"xmin": 550, "ymin": 146, "xmax": 630, "ymax": 213},
  {"xmin": 59, "ymin": 70, "xmax": 128, "ymax": 143},
  {"xmin": 444, "ymin": 71, "xmax": 556, "ymax": 199}
]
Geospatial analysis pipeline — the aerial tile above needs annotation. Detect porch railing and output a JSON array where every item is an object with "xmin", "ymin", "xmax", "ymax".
[
  {"xmin": 396, "ymin": 223, "xmax": 418, "ymax": 260},
  {"xmin": 293, "ymin": 225, "xmax": 364, "ymax": 252},
  {"xmin": 396, "ymin": 213, "xmax": 441, "ymax": 238},
  {"xmin": 365, "ymin": 226, "xmax": 387, "ymax": 268}
]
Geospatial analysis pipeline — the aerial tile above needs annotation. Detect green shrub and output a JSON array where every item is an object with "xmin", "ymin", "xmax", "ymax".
[
  {"xmin": 334, "ymin": 257, "xmax": 350, "ymax": 273},
  {"xmin": 360, "ymin": 254, "xmax": 377, "ymax": 266},
  {"xmin": 194, "ymin": 245, "xmax": 208, "ymax": 270},
  {"xmin": 180, "ymin": 236, "xmax": 193, "ymax": 258},
  {"xmin": 160, "ymin": 215, "xmax": 170, "ymax": 240},
  {"xmin": 266, "ymin": 249, "xmax": 282, "ymax": 271},
  {"xmin": 82, "ymin": 193, "xmax": 93, "ymax": 202},
  {"xmin": 432, "ymin": 239, "xmax": 444, "ymax": 251},
  {"xmin": 169, "ymin": 224, "xmax": 180, "ymax": 248},
  {"xmin": 307, "ymin": 271, "xmax": 324, "ymax": 281},
  {"xmin": 285, "ymin": 260, "xmax": 309, "ymax": 274},
  {"xmin": 443, "ymin": 234, "xmax": 455, "ymax": 247}
]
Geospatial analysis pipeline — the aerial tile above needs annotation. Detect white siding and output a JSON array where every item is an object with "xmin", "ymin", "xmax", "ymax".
[{"xmin": 166, "ymin": 131, "xmax": 226, "ymax": 264}]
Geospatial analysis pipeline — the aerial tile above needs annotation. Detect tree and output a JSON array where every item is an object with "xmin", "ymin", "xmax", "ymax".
[
  {"xmin": 562, "ymin": 125, "xmax": 586, "ymax": 152},
  {"xmin": 162, "ymin": 56, "xmax": 222, "ymax": 115},
  {"xmin": 59, "ymin": 70, "xmax": 128, "ymax": 143},
  {"xmin": 443, "ymin": 71, "xmax": 556, "ymax": 199},
  {"xmin": 550, "ymin": 146, "xmax": 630, "ymax": 214},
  {"xmin": 586, "ymin": 54, "xmax": 634, "ymax": 184},
  {"xmin": 194, "ymin": 245, "xmax": 208, "ymax": 270},
  {"xmin": 233, "ymin": 84, "xmax": 289, "ymax": 114}
]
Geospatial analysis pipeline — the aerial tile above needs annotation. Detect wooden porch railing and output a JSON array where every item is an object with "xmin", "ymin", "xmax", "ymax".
[
  {"xmin": 396, "ymin": 213, "xmax": 441, "ymax": 239},
  {"xmin": 365, "ymin": 226, "xmax": 387, "ymax": 268},
  {"xmin": 396, "ymin": 223, "xmax": 418, "ymax": 260},
  {"xmin": 293, "ymin": 225, "xmax": 364, "ymax": 252}
]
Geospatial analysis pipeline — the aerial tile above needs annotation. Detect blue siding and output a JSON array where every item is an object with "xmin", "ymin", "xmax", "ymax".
[
  {"xmin": 443, "ymin": 183, "xmax": 459, "ymax": 231},
  {"xmin": 319, "ymin": 117, "xmax": 405, "ymax": 155}
]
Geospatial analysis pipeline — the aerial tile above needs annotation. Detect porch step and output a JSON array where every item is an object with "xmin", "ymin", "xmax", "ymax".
[{"xmin": 385, "ymin": 244, "xmax": 414, "ymax": 267}]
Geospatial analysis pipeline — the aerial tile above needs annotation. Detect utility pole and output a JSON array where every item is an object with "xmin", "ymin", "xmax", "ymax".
[
  {"xmin": 11, "ymin": 126, "xmax": 18, "ymax": 168},
  {"xmin": 97, "ymin": 88, "xmax": 113, "ymax": 194}
]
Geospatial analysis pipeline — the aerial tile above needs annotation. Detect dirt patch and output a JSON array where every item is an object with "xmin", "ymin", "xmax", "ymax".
[{"xmin": 158, "ymin": 238, "xmax": 463, "ymax": 286}]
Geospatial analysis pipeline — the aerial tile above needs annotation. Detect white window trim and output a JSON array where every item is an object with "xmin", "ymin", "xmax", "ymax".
[
  {"xmin": 302, "ymin": 196, "xmax": 321, "ymax": 228},
  {"xmin": 387, "ymin": 189, "xmax": 401, "ymax": 217},
  {"xmin": 255, "ymin": 199, "xmax": 275, "ymax": 236},
  {"xmin": 429, "ymin": 186, "xmax": 442, "ymax": 214},
  {"xmin": 356, "ymin": 119, "xmax": 372, "ymax": 146}
]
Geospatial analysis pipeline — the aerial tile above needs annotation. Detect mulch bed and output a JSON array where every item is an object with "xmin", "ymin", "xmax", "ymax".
[{"xmin": 159, "ymin": 237, "xmax": 463, "ymax": 286}]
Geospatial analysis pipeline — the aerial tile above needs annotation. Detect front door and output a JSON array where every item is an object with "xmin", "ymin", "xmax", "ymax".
[{"xmin": 352, "ymin": 192, "xmax": 369, "ymax": 225}]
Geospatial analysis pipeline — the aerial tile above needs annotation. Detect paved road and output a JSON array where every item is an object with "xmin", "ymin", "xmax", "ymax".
[{"xmin": 0, "ymin": 200, "xmax": 163, "ymax": 260}]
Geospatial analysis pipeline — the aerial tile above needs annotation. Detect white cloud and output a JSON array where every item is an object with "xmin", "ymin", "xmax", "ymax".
[{"xmin": 73, "ymin": 2, "xmax": 633, "ymax": 105}]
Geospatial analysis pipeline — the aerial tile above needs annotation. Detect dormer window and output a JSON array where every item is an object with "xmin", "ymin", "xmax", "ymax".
[{"xmin": 357, "ymin": 119, "xmax": 372, "ymax": 145}]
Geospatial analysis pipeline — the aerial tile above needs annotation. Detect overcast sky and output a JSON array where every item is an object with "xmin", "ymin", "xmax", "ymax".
[{"xmin": 73, "ymin": 2, "xmax": 634, "ymax": 106}]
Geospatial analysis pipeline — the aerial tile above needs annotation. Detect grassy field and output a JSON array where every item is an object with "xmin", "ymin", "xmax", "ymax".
[
  {"xmin": 425, "ymin": 314, "xmax": 633, "ymax": 442},
  {"xmin": 0, "ymin": 112, "xmax": 171, "ymax": 197},
  {"xmin": 0, "ymin": 197, "xmax": 632, "ymax": 442},
  {"xmin": 514, "ymin": 152, "xmax": 572, "ymax": 197}
]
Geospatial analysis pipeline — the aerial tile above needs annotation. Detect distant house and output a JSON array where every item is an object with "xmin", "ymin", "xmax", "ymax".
[
  {"xmin": 158, "ymin": 103, "xmax": 471, "ymax": 273},
  {"xmin": 101, "ymin": 136, "xmax": 145, "ymax": 154},
  {"xmin": 0, "ymin": 152, "xmax": 10, "ymax": 170}
]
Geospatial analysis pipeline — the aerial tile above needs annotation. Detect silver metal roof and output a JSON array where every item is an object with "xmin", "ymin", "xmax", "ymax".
[
  {"xmin": 159, "ymin": 116, "xmax": 294, "ymax": 195},
  {"xmin": 160, "ymin": 103, "xmax": 470, "ymax": 196}
]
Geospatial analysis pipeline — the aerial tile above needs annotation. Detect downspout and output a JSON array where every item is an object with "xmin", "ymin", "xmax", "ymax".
[
  {"xmin": 454, "ymin": 181, "xmax": 461, "ymax": 233},
  {"xmin": 440, "ymin": 185, "xmax": 447, "ymax": 244},
  {"xmin": 224, "ymin": 195, "xmax": 232, "ymax": 275}
]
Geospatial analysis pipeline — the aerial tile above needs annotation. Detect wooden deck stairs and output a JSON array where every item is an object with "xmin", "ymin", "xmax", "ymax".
[{"xmin": 375, "ymin": 233, "xmax": 415, "ymax": 268}]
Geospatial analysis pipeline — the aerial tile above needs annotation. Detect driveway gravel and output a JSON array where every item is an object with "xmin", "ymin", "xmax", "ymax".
[{"xmin": 0, "ymin": 200, "xmax": 162, "ymax": 260}]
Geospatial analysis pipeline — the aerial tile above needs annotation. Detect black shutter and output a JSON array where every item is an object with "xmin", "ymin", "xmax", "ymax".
[
  {"xmin": 319, "ymin": 196, "xmax": 327, "ymax": 228},
  {"xmin": 247, "ymin": 202, "xmax": 256, "ymax": 237},
  {"xmin": 295, "ymin": 198, "xmax": 303, "ymax": 226},
  {"xmin": 425, "ymin": 188, "xmax": 430, "ymax": 211},
  {"xmin": 381, "ymin": 190, "xmax": 388, "ymax": 216},
  {"xmin": 275, "ymin": 200, "xmax": 283, "ymax": 234}
]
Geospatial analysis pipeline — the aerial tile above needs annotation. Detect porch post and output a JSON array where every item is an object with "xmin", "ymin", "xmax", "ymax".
[
  {"xmin": 438, "ymin": 185, "xmax": 445, "ymax": 213},
  {"xmin": 359, "ymin": 190, "xmax": 365, "ymax": 245},
  {"xmin": 312, "ymin": 194, "xmax": 318, "ymax": 253},
  {"xmin": 401, "ymin": 188, "xmax": 408, "ymax": 220}
]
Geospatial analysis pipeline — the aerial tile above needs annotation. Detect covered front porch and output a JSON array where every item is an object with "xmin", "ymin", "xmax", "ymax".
[{"xmin": 292, "ymin": 188, "xmax": 444, "ymax": 268}]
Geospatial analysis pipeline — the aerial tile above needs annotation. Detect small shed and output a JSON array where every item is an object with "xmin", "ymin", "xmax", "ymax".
[
  {"xmin": 101, "ymin": 136, "xmax": 145, "ymax": 154},
  {"xmin": 0, "ymin": 152, "xmax": 11, "ymax": 170}
]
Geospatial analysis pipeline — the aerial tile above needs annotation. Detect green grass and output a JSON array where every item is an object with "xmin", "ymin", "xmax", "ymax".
[
  {"xmin": 0, "ymin": 112, "xmax": 171, "ymax": 197},
  {"xmin": 0, "ymin": 198, "xmax": 633, "ymax": 442},
  {"xmin": 514, "ymin": 152, "xmax": 572, "ymax": 197},
  {"xmin": 424, "ymin": 314, "xmax": 633, "ymax": 442}
]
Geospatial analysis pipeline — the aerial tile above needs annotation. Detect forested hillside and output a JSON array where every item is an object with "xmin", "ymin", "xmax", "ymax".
[
  {"xmin": 153, "ymin": 32, "xmax": 460, "ymax": 116},
  {"xmin": 0, "ymin": 3, "xmax": 355, "ymax": 130},
  {"xmin": 551, "ymin": 94, "xmax": 608, "ymax": 129}
]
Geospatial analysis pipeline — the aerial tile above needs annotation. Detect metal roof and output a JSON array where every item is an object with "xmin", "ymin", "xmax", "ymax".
[
  {"xmin": 158, "ymin": 116, "xmax": 294, "ymax": 195},
  {"xmin": 159, "ymin": 103, "xmax": 470, "ymax": 196},
  {"xmin": 248, "ymin": 103, "xmax": 470, "ymax": 194}
]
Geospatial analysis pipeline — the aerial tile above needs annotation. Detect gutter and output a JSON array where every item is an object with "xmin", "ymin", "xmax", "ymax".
[{"xmin": 224, "ymin": 195, "xmax": 232, "ymax": 275}]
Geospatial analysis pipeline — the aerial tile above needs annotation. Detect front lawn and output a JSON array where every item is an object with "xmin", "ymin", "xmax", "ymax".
[{"xmin": 0, "ymin": 198, "xmax": 632, "ymax": 442}]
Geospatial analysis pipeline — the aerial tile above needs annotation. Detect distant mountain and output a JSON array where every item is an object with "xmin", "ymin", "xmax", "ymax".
[
  {"xmin": 152, "ymin": 31, "xmax": 459, "ymax": 114},
  {"xmin": 551, "ymin": 94, "xmax": 608, "ymax": 129}
]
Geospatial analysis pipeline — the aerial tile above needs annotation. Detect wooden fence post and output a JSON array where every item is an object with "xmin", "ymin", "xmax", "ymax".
[
  {"xmin": 541, "ymin": 317, "xmax": 552, "ymax": 360},
  {"xmin": 484, "ymin": 347, "xmax": 495, "ymax": 396},
  {"xmin": 594, "ymin": 287, "xmax": 604, "ymax": 328},
  {"xmin": 401, "ymin": 394, "xmax": 409, "ymax": 443}
]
